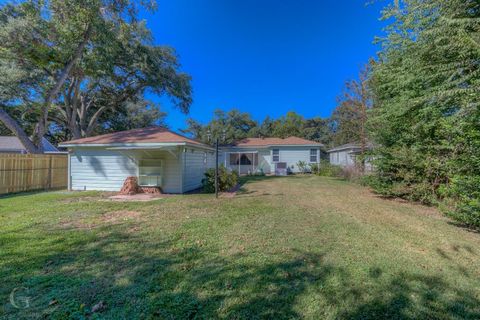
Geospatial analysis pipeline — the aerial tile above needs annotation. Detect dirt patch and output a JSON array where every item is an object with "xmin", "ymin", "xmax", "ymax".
[
  {"xmin": 59, "ymin": 210, "xmax": 142, "ymax": 230},
  {"xmin": 59, "ymin": 194, "xmax": 114, "ymax": 204},
  {"xmin": 100, "ymin": 210, "xmax": 141, "ymax": 223},
  {"xmin": 59, "ymin": 219, "xmax": 95, "ymax": 230},
  {"xmin": 107, "ymin": 194, "xmax": 169, "ymax": 202}
]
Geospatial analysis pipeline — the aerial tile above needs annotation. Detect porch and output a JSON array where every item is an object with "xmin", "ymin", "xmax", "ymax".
[
  {"xmin": 105, "ymin": 146, "xmax": 179, "ymax": 191},
  {"xmin": 224, "ymin": 151, "xmax": 260, "ymax": 175}
]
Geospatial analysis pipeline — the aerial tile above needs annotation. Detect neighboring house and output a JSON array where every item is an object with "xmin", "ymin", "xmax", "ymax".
[
  {"xmin": 0, "ymin": 136, "xmax": 60, "ymax": 154},
  {"xmin": 59, "ymin": 127, "xmax": 215, "ymax": 193},
  {"xmin": 220, "ymin": 137, "xmax": 323, "ymax": 175},
  {"xmin": 327, "ymin": 143, "xmax": 372, "ymax": 169}
]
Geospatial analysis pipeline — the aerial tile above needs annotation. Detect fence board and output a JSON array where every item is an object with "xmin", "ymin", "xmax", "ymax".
[{"xmin": 0, "ymin": 153, "xmax": 68, "ymax": 194}]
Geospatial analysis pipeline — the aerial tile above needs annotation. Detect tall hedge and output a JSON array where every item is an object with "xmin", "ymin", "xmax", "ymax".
[{"xmin": 368, "ymin": 0, "xmax": 480, "ymax": 227}]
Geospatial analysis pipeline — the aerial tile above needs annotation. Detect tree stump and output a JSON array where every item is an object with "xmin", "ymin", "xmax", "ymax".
[{"xmin": 119, "ymin": 176, "xmax": 140, "ymax": 195}]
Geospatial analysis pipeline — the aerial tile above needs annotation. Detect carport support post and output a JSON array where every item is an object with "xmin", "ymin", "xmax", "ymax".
[{"xmin": 215, "ymin": 138, "xmax": 219, "ymax": 198}]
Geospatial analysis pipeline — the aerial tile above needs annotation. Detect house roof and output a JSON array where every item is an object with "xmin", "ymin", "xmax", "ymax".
[
  {"xmin": 227, "ymin": 137, "xmax": 323, "ymax": 148},
  {"xmin": 59, "ymin": 127, "xmax": 210, "ymax": 148},
  {"xmin": 327, "ymin": 142, "xmax": 372, "ymax": 153},
  {"xmin": 0, "ymin": 136, "xmax": 59, "ymax": 153}
]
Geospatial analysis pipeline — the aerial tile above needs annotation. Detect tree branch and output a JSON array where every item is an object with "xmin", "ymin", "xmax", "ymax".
[{"xmin": 0, "ymin": 107, "xmax": 40, "ymax": 154}]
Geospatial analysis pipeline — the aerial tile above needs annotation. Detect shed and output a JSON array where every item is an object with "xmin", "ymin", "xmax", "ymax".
[
  {"xmin": 327, "ymin": 143, "xmax": 372, "ymax": 169},
  {"xmin": 59, "ymin": 127, "xmax": 215, "ymax": 193}
]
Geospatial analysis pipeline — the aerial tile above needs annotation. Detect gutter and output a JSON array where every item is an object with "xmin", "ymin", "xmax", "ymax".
[
  {"xmin": 221, "ymin": 144, "xmax": 324, "ymax": 149},
  {"xmin": 59, "ymin": 142, "xmax": 215, "ymax": 151}
]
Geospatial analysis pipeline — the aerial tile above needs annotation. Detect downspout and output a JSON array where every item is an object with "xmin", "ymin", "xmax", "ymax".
[
  {"xmin": 68, "ymin": 149, "xmax": 72, "ymax": 191},
  {"xmin": 182, "ymin": 147, "xmax": 186, "ymax": 193},
  {"xmin": 252, "ymin": 152, "xmax": 255, "ymax": 173}
]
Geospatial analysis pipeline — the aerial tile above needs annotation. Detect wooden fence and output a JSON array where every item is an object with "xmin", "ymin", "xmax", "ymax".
[{"xmin": 0, "ymin": 153, "xmax": 68, "ymax": 195}]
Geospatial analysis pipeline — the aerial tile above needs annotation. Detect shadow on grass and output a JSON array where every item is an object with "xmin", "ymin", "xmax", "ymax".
[
  {"xmin": 1, "ymin": 223, "xmax": 480, "ymax": 319},
  {"xmin": 446, "ymin": 221, "xmax": 480, "ymax": 234},
  {"xmin": 234, "ymin": 175, "xmax": 290, "ymax": 197},
  {"xmin": 0, "ymin": 188, "xmax": 68, "ymax": 200}
]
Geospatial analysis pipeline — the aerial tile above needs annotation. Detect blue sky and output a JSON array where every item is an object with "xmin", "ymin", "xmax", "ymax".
[{"xmin": 141, "ymin": 0, "xmax": 387, "ymax": 131}]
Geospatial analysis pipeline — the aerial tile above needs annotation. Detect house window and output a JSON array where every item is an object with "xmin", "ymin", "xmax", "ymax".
[
  {"xmin": 310, "ymin": 149, "xmax": 318, "ymax": 162},
  {"xmin": 138, "ymin": 159, "xmax": 163, "ymax": 187},
  {"xmin": 272, "ymin": 149, "xmax": 279, "ymax": 162},
  {"xmin": 229, "ymin": 153, "xmax": 240, "ymax": 165}
]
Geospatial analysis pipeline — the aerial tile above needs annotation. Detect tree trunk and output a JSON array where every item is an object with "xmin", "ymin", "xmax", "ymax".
[
  {"xmin": 0, "ymin": 108, "xmax": 40, "ymax": 154},
  {"xmin": 33, "ymin": 24, "xmax": 92, "ymax": 149}
]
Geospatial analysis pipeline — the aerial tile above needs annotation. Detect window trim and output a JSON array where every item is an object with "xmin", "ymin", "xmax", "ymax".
[
  {"xmin": 310, "ymin": 148, "xmax": 318, "ymax": 163},
  {"xmin": 272, "ymin": 149, "xmax": 280, "ymax": 162}
]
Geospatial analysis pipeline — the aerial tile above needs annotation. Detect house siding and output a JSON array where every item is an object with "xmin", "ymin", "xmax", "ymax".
[
  {"xmin": 221, "ymin": 146, "xmax": 320, "ymax": 174},
  {"xmin": 274, "ymin": 147, "xmax": 319, "ymax": 173},
  {"xmin": 160, "ymin": 150, "xmax": 183, "ymax": 193},
  {"xmin": 182, "ymin": 148, "xmax": 215, "ymax": 192},
  {"xmin": 69, "ymin": 147, "xmax": 185, "ymax": 193},
  {"xmin": 258, "ymin": 149, "xmax": 272, "ymax": 173},
  {"xmin": 69, "ymin": 148, "xmax": 137, "ymax": 191},
  {"xmin": 329, "ymin": 150, "xmax": 355, "ymax": 167}
]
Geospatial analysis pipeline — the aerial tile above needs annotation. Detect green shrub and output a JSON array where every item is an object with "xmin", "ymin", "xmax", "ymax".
[
  {"xmin": 338, "ymin": 165, "xmax": 364, "ymax": 182},
  {"xmin": 317, "ymin": 163, "xmax": 343, "ymax": 177},
  {"xmin": 202, "ymin": 165, "xmax": 239, "ymax": 193},
  {"xmin": 296, "ymin": 161, "xmax": 308, "ymax": 173},
  {"xmin": 361, "ymin": 147, "xmax": 446, "ymax": 205},
  {"xmin": 310, "ymin": 163, "xmax": 320, "ymax": 174},
  {"xmin": 443, "ymin": 175, "xmax": 480, "ymax": 228}
]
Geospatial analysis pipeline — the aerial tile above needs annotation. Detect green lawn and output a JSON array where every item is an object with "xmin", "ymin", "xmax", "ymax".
[{"xmin": 1, "ymin": 176, "xmax": 480, "ymax": 319}]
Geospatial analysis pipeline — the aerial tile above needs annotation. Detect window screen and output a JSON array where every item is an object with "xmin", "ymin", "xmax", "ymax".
[{"xmin": 229, "ymin": 153, "xmax": 239, "ymax": 165}]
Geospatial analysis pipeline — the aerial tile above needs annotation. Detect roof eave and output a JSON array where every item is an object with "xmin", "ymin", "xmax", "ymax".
[
  {"xmin": 225, "ymin": 144, "xmax": 323, "ymax": 148},
  {"xmin": 60, "ymin": 142, "xmax": 214, "ymax": 151},
  {"xmin": 327, "ymin": 147, "xmax": 363, "ymax": 153}
]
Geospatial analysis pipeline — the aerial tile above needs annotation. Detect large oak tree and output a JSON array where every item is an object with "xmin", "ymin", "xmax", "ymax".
[{"xmin": 0, "ymin": 0, "xmax": 191, "ymax": 152}]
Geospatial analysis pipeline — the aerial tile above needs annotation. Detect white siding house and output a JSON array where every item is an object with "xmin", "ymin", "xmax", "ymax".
[
  {"xmin": 327, "ymin": 143, "xmax": 372, "ymax": 170},
  {"xmin": 182, "ymin": 148, "xmax": 215, "ymax": 192},
  {"xmin": 219, "ymin": 137, "xmax": 322, "ymax": 174},
  {"xmin": 60, "ymin": 127, "xmax": 215, "ymax": 194},
  {"xmin": 69, "ymin": 148, "xmax": 138, "ymax": 192},
  {"xmin": 60, "ymin": 129, "xmax": 325, "ymax": 193}
]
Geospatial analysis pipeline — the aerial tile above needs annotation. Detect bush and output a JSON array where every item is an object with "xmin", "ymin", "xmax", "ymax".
[
  {"xmin": 310, "ymin": 163, "xmax": 320, "ymax": 174},
  {"xmin": 317, "ymin": 163, "xmax": 343, "ymax": 177},
  {"xmin": 338, "ymin": 165, "xmax": 364, "ymax": 181},
  {"xmin": 443, "ymin": 175, "xmax": 480, "ymax": 228},
  {"xmin": 361, "ymin": 147, "xmax": 446, "ymax": 205},
  {"xmin": 202, "ymin": 165, "xmax": 239, "ymax": 193},
  {"xmin": 296, "ymin": 161, "xmax": 309, "ymax": 173}
]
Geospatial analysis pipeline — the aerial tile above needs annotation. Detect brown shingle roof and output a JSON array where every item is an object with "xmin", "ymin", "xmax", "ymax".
[
  {"xmin": 229, "ymin": 137, "xmax": 322, "ymax": 147},
  {"xmin": 60, "ymin": 127, "xmax": 208, "ymax": 147},
  {"xmin": 326, "ymin": 142, "xmax": 374, "ymax": 153}
]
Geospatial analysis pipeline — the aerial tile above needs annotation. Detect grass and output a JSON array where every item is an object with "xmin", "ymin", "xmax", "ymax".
[{"xmin": 1, "ymin": 176, "xmax": 480, "ymax": 319}]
